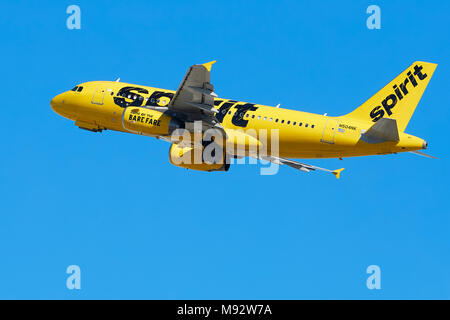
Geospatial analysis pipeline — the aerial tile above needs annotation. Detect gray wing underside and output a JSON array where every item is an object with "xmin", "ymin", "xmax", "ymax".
[
  {"xmin": 168, "ymin": 61, "xmax": 221, "ymax": 128},
  {"xmin": 259, "ymin": 155, "xmax": 345, "ymax": 179}
]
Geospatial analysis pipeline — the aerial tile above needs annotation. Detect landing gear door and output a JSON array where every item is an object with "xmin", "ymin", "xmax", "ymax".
[
  {"xmin": 92, "ymin": 87, "xmax": 106, "ymax": 105},
  {"xmin": 321, "ymin": 119, "xmax": 339, "ymax": 144}
]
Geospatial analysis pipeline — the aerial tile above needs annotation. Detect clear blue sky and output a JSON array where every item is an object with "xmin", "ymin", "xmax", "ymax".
[{"xmin": 0, "ymin": 0, "xmax": 449, "ymax": 299}]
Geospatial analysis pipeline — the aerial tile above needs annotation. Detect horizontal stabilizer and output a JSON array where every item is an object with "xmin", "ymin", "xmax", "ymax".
[
  {"xmin": 409, "ymin": 150, "xmax": 438, "ymax": 159},
  {"xmin": 361, "ymin": 118, "xmax": 399, "ymax": 143}
]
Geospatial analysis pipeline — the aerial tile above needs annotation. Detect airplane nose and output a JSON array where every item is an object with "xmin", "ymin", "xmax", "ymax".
[
  {"xmin": 50, "ymin": 97, "xmax": 56, "ymax": 109},
  {"xmin": 423, "ymin": 140, "xmax": 428, "ymax": 149},
  {"xmin": 50, "ymin": 93, "xmax": 64, "ymax": 111},
  {"xmin": 50, "ymin": 92, "xmax": 77, "ymax": 120}
]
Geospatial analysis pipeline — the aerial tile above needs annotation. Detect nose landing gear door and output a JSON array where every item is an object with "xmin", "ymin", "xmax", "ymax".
[{"xmin": 92, "ymin": 86, "xmax": 106, "ymax": 105}]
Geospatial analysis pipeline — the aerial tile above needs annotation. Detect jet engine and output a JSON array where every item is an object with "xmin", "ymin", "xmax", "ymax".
[{"xmin": 169, "ymin": 142, "xmax": 230, "ymax": 172}]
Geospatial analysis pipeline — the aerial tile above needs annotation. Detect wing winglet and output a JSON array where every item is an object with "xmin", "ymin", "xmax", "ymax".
[
  {"xmin": 332, "ymin": 168, "xmax": 345, "ymax": 179},
  {"xmin": 202, "ymin": 60, "xmax": 216, "ymax": 72}
]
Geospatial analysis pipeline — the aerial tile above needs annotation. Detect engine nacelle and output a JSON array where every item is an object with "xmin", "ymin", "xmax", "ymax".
[
  {"xmin": 122, "ymin": 107, "xmax": 179, "ymax": 136},
  {"xmin": 169, "ymin": 143, "xmax": 230, "ymax": 172}
]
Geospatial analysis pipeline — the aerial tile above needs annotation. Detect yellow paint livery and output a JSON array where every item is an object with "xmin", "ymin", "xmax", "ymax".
[{"xmin": 51, "ymin": 61, "xmax": 437, "ymax": 178}]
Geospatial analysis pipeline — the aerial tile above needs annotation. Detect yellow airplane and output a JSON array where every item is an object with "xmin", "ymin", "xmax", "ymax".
[{"xmin": 51, "ymin": 61, "xmax": 437, "ymax": 178}]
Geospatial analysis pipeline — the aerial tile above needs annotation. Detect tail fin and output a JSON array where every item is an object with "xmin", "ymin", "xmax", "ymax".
[{"xmin": 344, "ymin": 61, "xmax": 437, "ymax": 132}]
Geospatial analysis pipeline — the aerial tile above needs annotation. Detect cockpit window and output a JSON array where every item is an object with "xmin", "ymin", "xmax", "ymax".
[
  {"xmin": 77, "ymin": 86, "xmax": 84, "ymax": 92},
  {"xmin": 71, "ymin": 86, "xmax": 78, "ymax": 91}
]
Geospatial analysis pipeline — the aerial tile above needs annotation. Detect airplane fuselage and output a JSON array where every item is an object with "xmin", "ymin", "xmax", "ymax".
[{"xmin": 51, "ymin": 80, "xmax": 426, "ymax": 159}]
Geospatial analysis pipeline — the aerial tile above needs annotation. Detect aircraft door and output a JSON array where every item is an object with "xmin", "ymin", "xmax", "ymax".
[
  {"xmin": 321, "ymin": 119, "xmax": 339, "ymax": 144},
  {"xmin": 92, "ymin": 86, "xmax": 106, "ymax": 105}
]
